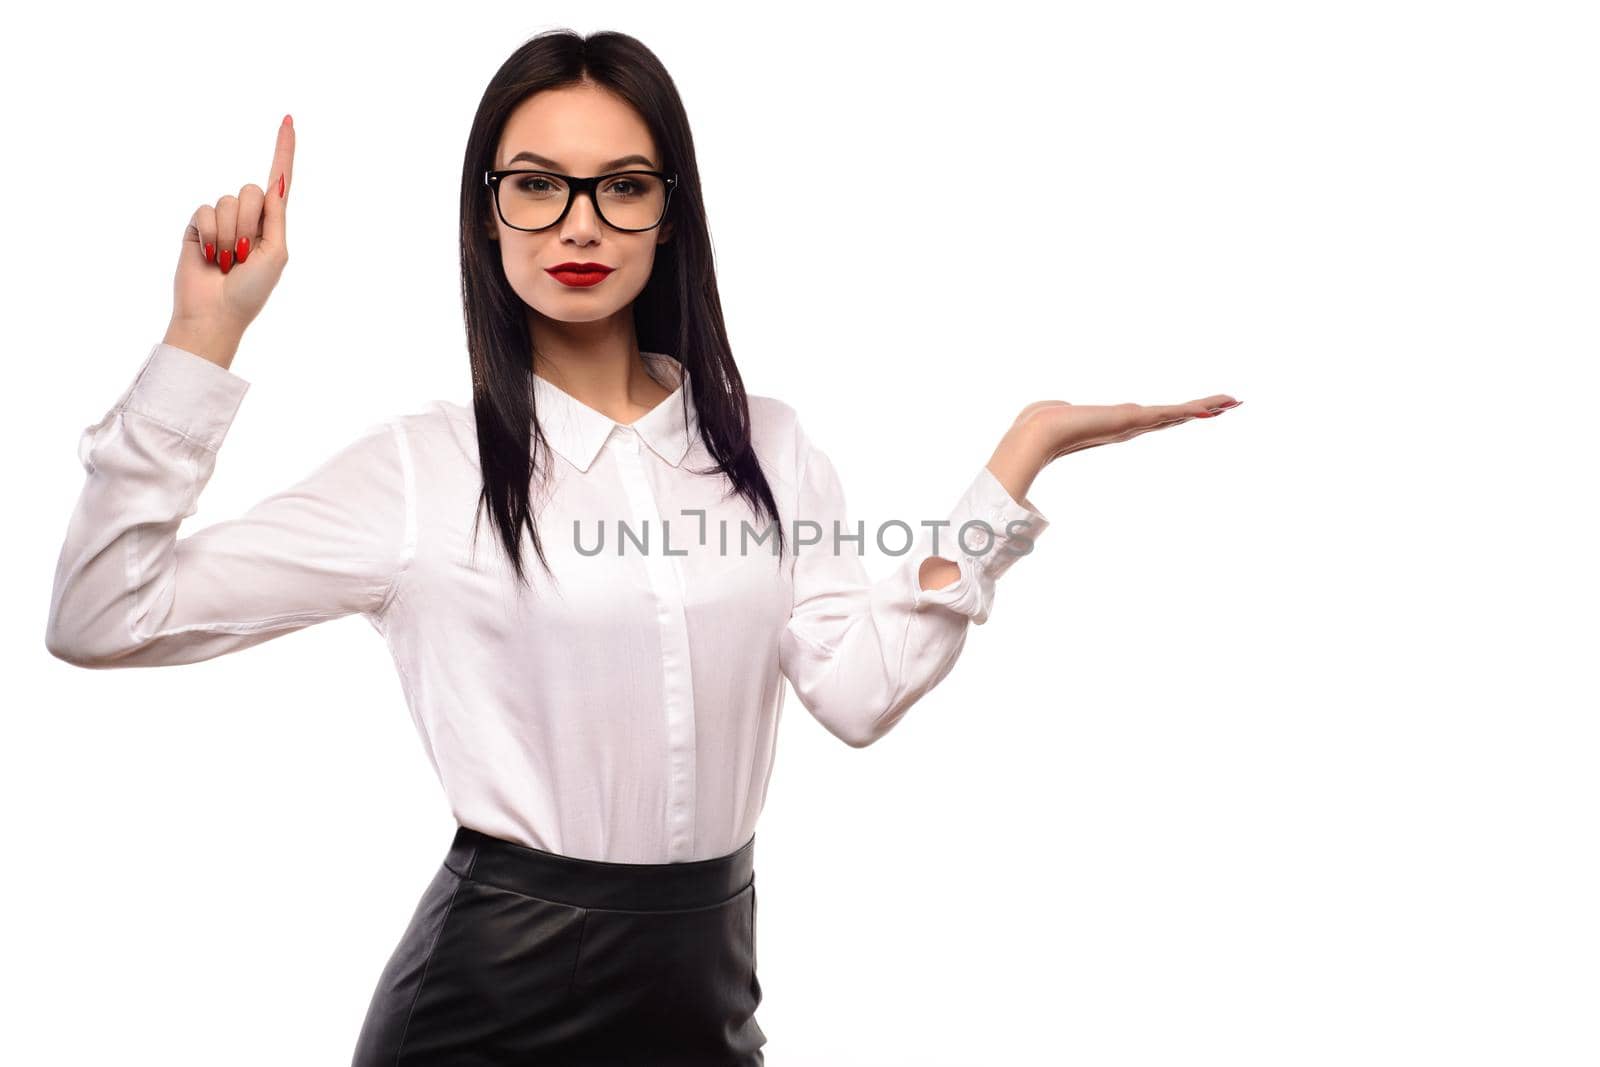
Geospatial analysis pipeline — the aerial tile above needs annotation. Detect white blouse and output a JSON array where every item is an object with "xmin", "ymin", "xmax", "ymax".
[{"xmin": 46, "ymin": 342, "xmax": 1051, "ymax": 863}]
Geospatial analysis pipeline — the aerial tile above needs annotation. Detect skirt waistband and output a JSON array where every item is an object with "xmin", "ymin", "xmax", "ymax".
[{"xmin": 443, "ymin": 826, "xmax": 756, "ymax": 911}]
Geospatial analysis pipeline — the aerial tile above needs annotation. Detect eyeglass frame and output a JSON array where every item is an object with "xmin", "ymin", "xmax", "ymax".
[{"xmin": 483, "ymin": 168, "xmax": 680, "ymax": 233}]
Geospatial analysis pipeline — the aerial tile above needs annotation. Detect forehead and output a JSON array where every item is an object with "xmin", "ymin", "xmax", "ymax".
[{"xmin": 495, "ymin": 83, "xmax": 659, "ymax": 170}]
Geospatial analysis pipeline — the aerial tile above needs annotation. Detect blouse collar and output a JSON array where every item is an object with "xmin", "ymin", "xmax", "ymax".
[{"xmin": 530, "ymin": 351, "xmax": 697, "ymax": 473}]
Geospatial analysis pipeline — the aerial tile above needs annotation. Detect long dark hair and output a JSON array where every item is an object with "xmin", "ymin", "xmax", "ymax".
[{"xmin": 459, "ymin": 29, "xmax": 787, "ymax": 586}]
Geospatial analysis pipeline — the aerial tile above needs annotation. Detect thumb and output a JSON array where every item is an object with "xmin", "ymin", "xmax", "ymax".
[{"xmin": 261, "ymin": 113, "xmax": 295, "ymax": 250}]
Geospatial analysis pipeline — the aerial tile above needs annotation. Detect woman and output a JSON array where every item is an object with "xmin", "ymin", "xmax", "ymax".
[{"xmin": 44, "ymin": 29, "xmax": 1238, "ymax": 1065}]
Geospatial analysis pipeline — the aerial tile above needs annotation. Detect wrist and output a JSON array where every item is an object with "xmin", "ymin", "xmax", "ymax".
[
  {"xmin": 985, "ymin": 422, "xmax": 1049, "ymax": 509},
  {"xmin": 162, "ymin": 318, "xmax": 243, "ymax": 371}
]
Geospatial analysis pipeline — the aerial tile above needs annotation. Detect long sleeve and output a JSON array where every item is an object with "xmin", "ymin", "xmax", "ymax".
[
  {"xmin": 777, "ymin": 419, "xmax": 1050, "ymax": 748},
  {"xmin": 45, "ymin": 342, "xmax": 412, "ymax": 668}
]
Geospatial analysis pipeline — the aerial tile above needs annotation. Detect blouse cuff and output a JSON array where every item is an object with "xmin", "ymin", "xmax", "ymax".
[
  {"xmin": 113, "ymin": 342, "xmax": 252, "ymax": 453},
  {"xmin": 910, "ymin": 465, "xmax": 1051, "ymax": 624}
]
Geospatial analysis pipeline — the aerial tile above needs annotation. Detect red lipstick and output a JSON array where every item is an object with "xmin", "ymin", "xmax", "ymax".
[{"xmin": 545, "ymin": 262, "xmax": 615, "ymax": 288}]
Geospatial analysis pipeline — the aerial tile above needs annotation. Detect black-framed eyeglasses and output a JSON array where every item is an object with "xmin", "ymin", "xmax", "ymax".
[{"xmin": 483, "ymin": 168, "xmax": 679, "ymax": 233}]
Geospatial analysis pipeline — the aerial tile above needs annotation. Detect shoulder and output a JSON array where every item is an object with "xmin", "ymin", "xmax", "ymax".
[
  {"xmin": 343, "ymin": 398, "xmax": 479, "ymax": 481},
  {"xmin": 744, "ymin": 393, "xmax": 814, "ymax": 482},
  {"xmin": 748, "ymin": 392, "xmax": 835, "ymax": 454},
  {"xmin": 388, "ymin": 396, "xmax": 475, "ymax": 447},
  {"xmin": 746, "ymin": 392, "xmax": 800, "ymax": 435},
  {"xmin": 385, "ymin": 397, "xmax": 470, "ymax": 436},
  {"xmin": 746, "ymin": 391, "xmax": 803, "ymax": 450}
]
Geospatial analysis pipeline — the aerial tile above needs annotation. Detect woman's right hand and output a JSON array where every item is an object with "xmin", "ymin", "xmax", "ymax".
[{"xmin": 165, "ymin": 115, "xmax": 296, "ymax": 367}]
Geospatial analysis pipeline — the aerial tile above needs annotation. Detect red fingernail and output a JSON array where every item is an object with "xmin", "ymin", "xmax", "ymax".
[
  {"xmin": 236, "ymin": 235, "xmax": 250, "ymax": 263},
  {"xmin": 204, "ymin": 242, "xmax": 215, "ymax": 263},
  {"xmin": 219, "ymin": 249, "xmax": 233, "ymax": 273},
  {"xmin": 1193, "ymin": 410, "xmax": 1215, "ymax": 417},
  {"xmin": 278, "ymin": 173, "xmax": 285, "ymax": 198}
]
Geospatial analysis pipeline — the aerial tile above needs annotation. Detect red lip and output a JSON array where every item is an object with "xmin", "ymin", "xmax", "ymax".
[{"xmin": 545, "ymin": 262, "xmax": 615, "ymax": 288}]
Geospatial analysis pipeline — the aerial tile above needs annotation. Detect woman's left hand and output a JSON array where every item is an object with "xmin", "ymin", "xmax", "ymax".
[
  {"xmin": 982, "ymin": 394, "xmax": 1243, "ymax": 512},
  {"xmin": 1015, "ymin": 394, "xmax": 1243, "ymax": 463}
]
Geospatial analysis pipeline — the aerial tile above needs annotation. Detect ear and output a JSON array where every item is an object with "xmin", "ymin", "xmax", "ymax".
[
  {"xmin": 656, "ymin": 220, "xmax": 674, "ymax": 245},
  {"xmin": 483, "ymin": 218, "xmax": 500, "ymax": 243}
]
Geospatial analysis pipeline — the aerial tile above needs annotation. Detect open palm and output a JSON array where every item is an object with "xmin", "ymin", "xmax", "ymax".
[{"xmin": 1016, "ymin": 395, "xmax": 1243, "ymax": 463}]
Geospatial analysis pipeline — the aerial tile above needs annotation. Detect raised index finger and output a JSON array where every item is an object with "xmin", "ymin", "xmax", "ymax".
[
  {"xmin": 262, "ymin": 114, "xmax": 295, "ymax": 248},
  {"xmin": 270, "ymin": 115, "xmax": 296, "ymax": 195},
  {"xmin": 268, "ymin": 114, "xmax": 294, "ymax": 198}
]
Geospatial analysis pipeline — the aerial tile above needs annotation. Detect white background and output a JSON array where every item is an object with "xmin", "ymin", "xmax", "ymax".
[{"xmin": 5, "ymin": 2, "xmax": 1596, "ymax": 1064}]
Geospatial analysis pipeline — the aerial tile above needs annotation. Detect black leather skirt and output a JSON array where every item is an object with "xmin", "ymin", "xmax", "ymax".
[{"xmin": 351, "ymin": 825, "xmax": 765, "ymax": 1065}]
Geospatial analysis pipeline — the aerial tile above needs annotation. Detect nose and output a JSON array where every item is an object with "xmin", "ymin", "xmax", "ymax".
[{"xmin": 560, "ymin": 187, "xmax": 603, "ymax": 241}]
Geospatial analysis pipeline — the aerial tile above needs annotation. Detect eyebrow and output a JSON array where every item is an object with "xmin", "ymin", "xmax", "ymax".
[{"xmin": 507, "ymin": 151, "xmax": 656, "ymax": 172}]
